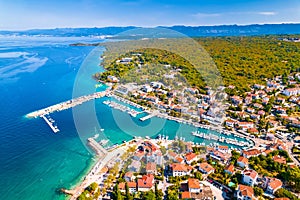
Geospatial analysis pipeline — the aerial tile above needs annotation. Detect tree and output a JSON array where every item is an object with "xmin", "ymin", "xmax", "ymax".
[
  {"xmin": 142, "ymin": 190, "xmax": 156, "ymax": 200},
  {"xmin": 88, "ymin": 182, "xmax": 98, "ymax": 193},
  {"xmin": 194, "ymin": 171, "xmax": 202, "ymax": 180},
  {"xmin": 254, "ymin": 186, "xmax": 263, "ymax": 197},
  {"xmin": 155, "ymin": 183, "xmax": 163, "ymax": 200},
  {"xmin": 112, "ymin": 183, "xmax": 123, "ymax": 200},
  {"xmin": 125, "ymin": 182, "xmax": 133, "ymax": 200},
  {"xmin": 275, "ymin": 188, "xmax": 298, "ymax": 200}
]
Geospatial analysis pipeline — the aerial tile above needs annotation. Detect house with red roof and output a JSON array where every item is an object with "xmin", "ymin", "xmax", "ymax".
[
  {"xmin": 146, "ymin": 162, "xmax": 157, "ymax": 174},
  {"xmin": 188, "ymin": 178, "xmax": 200, "ymax": 193},
  {"xmin": 242, "ymin": 169, "xmax": 258, "ymax": 186},
  {"xmin": 184, "ymin": 152, "xmax": 198, "ymax": 164},
  {"xmin": 242, "ymin": 149, "xmax": 261, "ymax": 158},
  {"xmin": 198, "ymin": 162, "xmax": 215, "ymax": 175},
  {"xmin": 224, "ymin": 164, "xmax": 235, "ymax": 175},
  {"xmin": 273, "ymin": 155, "xmax": 286, "ymax": 164},
  {"xmin": 236, "ymin": 184, "xmax": 255, "ymax": 200},
  {"xmin": 262, "ymin": 177, "xmax": 283, "ymax": 194},
  {"xmin": 169, "ymin": 163, "xmax": 192, "ymax": 177},
  {"xmin": 124, "ymin": 171, "xmax": 134, "ymax": 182},
  {"xmin": 237, "ymin": 156, "xmax": 248, "ymax": 168},
  {"xmin": 137, "ymin": 174, "xmax": 154, "ymax": 192},
  {"xmin": 181, "ymin": 191, "xmax": 191, "ymax": 199},
  {"xmin": 119, "ymin": 182, "xmax": 137, "ymax": 193}
]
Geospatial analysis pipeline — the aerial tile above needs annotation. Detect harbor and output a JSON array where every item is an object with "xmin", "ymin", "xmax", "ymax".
[{"xmin": 26, "ymin": 90, "xmax": 109, "ymax": 133}]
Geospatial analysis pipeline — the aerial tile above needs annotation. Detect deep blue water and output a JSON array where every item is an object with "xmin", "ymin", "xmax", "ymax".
[{"xmin": 0, "ymin": 36, "xmax": 249, "ymax": 200}]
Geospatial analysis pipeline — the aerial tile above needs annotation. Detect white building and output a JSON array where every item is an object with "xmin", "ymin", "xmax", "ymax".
[{"xmin": 242, "ymin": 169, "xmax": 258, "ymax": 186}]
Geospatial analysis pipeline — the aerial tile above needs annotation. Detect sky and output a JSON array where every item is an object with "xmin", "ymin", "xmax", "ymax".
[{"xmin": 0, "ymin": 0, "xmax": 299, "ymax": 30}]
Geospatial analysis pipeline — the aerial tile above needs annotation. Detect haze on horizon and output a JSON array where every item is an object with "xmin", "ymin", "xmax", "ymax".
[{"xmin": 0, "ymin": 0, "xmax": 299, "ymax": 30}]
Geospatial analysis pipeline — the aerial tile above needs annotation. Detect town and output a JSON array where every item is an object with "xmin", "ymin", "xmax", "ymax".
[
  {"xmin": 73, "ymin": 52, "xmax": 300, "ymax": 200},
  {"xmin": 76, "ymin": 136, "xmax": 299, "ymax": 200}
]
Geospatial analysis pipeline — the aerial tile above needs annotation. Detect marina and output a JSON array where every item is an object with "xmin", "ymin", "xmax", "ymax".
[
  {"xmin": 103, "ymin": 100, "xmax": 144, "ymax": 117},
  {"xmin": 26, "ymin": 91, "xmax": 109, "ymax": 133},
  {"xmin": 191, "ymin": 130, "xmax": 252, "ymax": 149}
]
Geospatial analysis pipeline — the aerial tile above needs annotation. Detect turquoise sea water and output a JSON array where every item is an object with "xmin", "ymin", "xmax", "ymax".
[{"xmin": 0, "ymin": 36, "xmax": 249, "ymax": 200}]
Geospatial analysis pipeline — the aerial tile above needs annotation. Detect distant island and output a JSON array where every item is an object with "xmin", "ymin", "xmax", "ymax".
[{"xmin": 2, "ymin": 23, "xmax": 300, "ymax": 37}]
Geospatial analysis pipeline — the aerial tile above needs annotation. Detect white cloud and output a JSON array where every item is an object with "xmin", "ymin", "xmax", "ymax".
[
  {"xmin": 193, "ymin": 12, "xmax": 222, "ymax": 18},
  {"xmin": 257, "ymin": 12, "xmax": 277, "ymax": 16}
]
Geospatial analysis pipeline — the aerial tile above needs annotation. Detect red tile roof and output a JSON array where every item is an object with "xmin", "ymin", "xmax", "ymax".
[
  {"xmin": 237, "ymin": 156, "xmax": 248, "ymax": 165},
  {"xmin": 185, "ymin": 152, "xmax": 197, "ymax": 161},
  {"xmin": 188, "ymin": 178, "xmax": 200, "ymax": 189},
  {"xmin": 273, "ymin": 155, "xmax": 286, "ymax": 164},
  {"xmin": 137, "ymin": 174, "xmax": 154, "ymax": 188},
  {"xmin": 268, "ymin": 178, "xmax": 283, "ymax": 191},
  {"xmin": 119, "ymin": 182, "xmax": 126, "ymax": 190},
  {"xmin": 225, "ymin": 164, "xmax": 235, "ymax": 173},
  {"xmin": 127, "ymin": 182, "xmax": 137, "ymax": 188},
  {"xmin": 243, "ymin": 149, "xmax": 261, "ymax": 157},
  {"xmin": 146, "ymin": 162, "xmax": 156, "ymax": 171},
  {"xmin": 181, "ymin": 191, "xmax": 191, "ymax": 199},
  {"xmin": 239, "ymin": 184, "xmax": 254, "ymax": 198},
  {"xmin": 170, "ymin": 163, "xmax": 189, "ymax": 172},
  {"xmin": 243, "ymin": 169, "xmax": 258, "ymax": 179},
  {"xmin": 199, "ymin": 162, "xmax": 214, "ymax": 174}
]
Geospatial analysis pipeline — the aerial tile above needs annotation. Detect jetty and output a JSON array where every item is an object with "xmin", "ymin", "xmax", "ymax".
[
  {"xmin": 26, "ymin": 91, "xmax": 109, "ymax": 133},
  {"xmin": 139, "ymin": 110, "xmax": 159, "ymax": 121},
  {"xmin": 87, "ymin": 138, "xmax": 108, "ymax": 156},
  {"xmin": 26, "ymin": 91, "xmax": 109, "ymax": 118},
  {"xmin": 41, "ymin": 115, "xmax": 59, "ymax": 133}
]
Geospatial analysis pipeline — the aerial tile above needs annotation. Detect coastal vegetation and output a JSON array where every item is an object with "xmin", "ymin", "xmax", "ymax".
[{"xmin": 94, "ymin": 35, "xmax": 300, "ymax": 93}]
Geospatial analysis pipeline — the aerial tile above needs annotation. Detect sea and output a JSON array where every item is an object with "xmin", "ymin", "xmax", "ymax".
[{"xmin": 0, "ymin": 35, "xmax": 248, "ymax": 200}]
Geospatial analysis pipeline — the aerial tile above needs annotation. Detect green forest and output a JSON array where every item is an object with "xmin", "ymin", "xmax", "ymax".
[{"xmin": 94, "ymin": 35, "xmax": 300, "ymax": 92}]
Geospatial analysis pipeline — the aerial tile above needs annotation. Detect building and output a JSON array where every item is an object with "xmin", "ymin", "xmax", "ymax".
[
  {"xmin": 262, "ymin": 177, "xmax": 283, "ymax": 194},
  {"xmin": 107, "ymin": 75, "xmax": 119, "ymax": 83},
  {"xmin": 283, "ymin": 88, "xmax": 300, "ymax": 96},
  {"xmin": 242, "ymin": 149, "xmax": 261, "ymax": 158},
  {"xmin": 198, "ymin": 162, "xmax": 215, "ymax": 175},
  {"xmin": 181, "ymin": 191, "xmax": 191, "ymax": 199},
  {"xmin": 242, "ymin": 169, "xmax": 258, "ymax": 186},
  {"xmin": 127, "ymin": 182, "xmax": 137, "ymax": 193},
  {"xmin": 224, "ymin": 164, "xmax": 235, "ymax": 175},
  {"xmin": 119, "ymin": 182, "xmax": 137, "ymax": 193},
  {"xmin": 273, "ymin": 155, "xmax": 286, "ymax": 164},
  {"xmin": 188, "ymin": 178, "xmax": 200, "ymax": 193},
  {"xmin": 237, "ymin": 156, "xmax": 249, "ymax": 168},
  {"xmin": 128, "ymin": 160, "xmax": 141, "ymax": 172},
  {"xmin": 225, "ymin": 119, "xmax": 236, "ymax": 128},
  {"xmin": 185, "ymin": 152, "xmax": 198, "ymax": 164},
  {"xmin": 124, "ymin": 171, "xmax": 134, "ymax": 182},
  {"xmin": 169, "ymin": 163, "xmax": 191, "ymax": 177},
  {"xmin": 133, "ymin": 151, "xmax": 144, "ymax": 161},
  {"xmin": 146, "ymin": 162, "xmax": 157, "ymax": 174},
  {"xmin": 137, "ymin": 174, "xmax": 154, "ymax": 192},
  {"xmin": 236, "ymin": 184, "xmax": 255, "ymax": 200},
  {"xmin": 238, "ymin": 122, "xmax": 254, "ymax": 131}
]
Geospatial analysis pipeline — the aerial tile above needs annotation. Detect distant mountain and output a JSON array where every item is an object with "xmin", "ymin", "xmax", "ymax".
[{"xmin": 1, "ymin": 24, "xmax": 300, "ymax": 37}]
